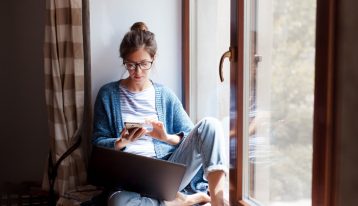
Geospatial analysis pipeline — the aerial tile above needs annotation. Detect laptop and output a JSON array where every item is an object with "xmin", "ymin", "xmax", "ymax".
[{"xmin": 88, "ymin": 145, "xmax": 186, "ymax": 201}]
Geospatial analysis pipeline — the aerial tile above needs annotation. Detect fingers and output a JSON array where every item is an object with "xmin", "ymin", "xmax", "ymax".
[
  {"xmin": 148, "ymin": 120, "xmax": 164, "ymax": 131},
  {"xmin": 133, "ymin": 127, "xmax": 147, "ymax": 140},
  {"xmin": 125, "ymin": 127, "xmax": 147, "ymax": 142},
  {"xmin": 144, "ymin": 120, "xmax": 168, "ymax": 141},
  {"xmin": 146, "ymin": 120, "xmax": 167, "ymax": 132},
  {"xmin": 121, "ymin": 128, "xmax": 128, "ymax": 136}
]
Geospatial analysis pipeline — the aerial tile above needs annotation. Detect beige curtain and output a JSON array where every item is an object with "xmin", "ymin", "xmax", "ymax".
[{"xmin": 43, "ymin": 0, "xmax": 87, "ymax": 196}]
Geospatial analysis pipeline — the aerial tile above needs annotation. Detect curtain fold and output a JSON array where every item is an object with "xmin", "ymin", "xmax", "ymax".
[{"xmin": 43, "ymin": 0, "xmax": 87, "ymax": 196}]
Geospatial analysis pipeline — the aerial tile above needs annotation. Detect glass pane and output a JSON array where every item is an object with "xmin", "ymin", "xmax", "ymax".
[
  {"xmin": 243, "ymin": 0, "xmax": 316, "ymax": 205},
  {"xmin": 189, "ymin": 0, "xmax": 231, "ymax": 200}
]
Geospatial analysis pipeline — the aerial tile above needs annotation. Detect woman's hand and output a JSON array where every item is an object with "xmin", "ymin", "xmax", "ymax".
[
  {"xmin": 146, "ymin": 120, "xmax": 168, "ymax": 141},
  {"xmin": 147, "ymin": 120, "xmax": 181, "ymax": 145},
  {"xmin": 114, "ymin": 127, "xmax": 147, "ymax": 150}
]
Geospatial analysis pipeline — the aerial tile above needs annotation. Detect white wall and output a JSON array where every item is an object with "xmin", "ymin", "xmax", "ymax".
[{"xmin": 90, "ymin": 0, "xmax": 182, "ymax": 105}]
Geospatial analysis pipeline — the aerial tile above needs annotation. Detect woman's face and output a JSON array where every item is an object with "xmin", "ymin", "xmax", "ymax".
[{"xmin": 124, "ymin": 47, "xmax": 154, "ymax": 85}]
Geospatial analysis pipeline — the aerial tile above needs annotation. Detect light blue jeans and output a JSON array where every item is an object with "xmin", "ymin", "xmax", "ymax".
[{"xmin": 108, "ymin": 117, "xmax": 228, "ymax": 206}]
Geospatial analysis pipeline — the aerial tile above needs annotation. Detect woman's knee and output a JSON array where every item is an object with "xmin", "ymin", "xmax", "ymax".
[
  {"xmin": 108, "ymin": 191, "xmax": 163, "ymax": 206},
  {"xmin": 197, "ymin": 117, "xmax": 222, "ymax": 137},
  {"xmin": 108, "ymin": 191, "xmax": 140, "ymax": 206}
]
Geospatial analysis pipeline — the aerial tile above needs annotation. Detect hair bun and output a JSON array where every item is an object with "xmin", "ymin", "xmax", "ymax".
[{"xmin": 130, "ymin": 22, "xmax": 149, "ymax": 31}]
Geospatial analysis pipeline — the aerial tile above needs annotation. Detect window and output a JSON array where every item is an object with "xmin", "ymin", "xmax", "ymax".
[
  {"xmin": 242, "ymin": 0, "xmax": 316, "ymax": 205},
  {"xmin": 183, "ymin": 0, "xmax": 339, "ymax": 205},
  {"xmin": 183, "ymin": 0, "xmax": 323, "ymax": 205}
]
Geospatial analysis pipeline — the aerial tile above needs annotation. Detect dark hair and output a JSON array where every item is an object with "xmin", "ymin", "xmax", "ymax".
[
  {"xmin": 130, "ymin": 22, "xmax": 148, "ymax": 31},
  {"xmin": 119, "ymin": 22, "xmax": 157, "ymax": 60}
]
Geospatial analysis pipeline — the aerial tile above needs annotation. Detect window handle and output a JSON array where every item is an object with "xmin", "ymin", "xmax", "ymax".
[
  {"xmin": 254, "ymin": 54, "xmax": 263, "ymax": 64},
  {"xmin": 219, "ymin": 47, "xmax": 234, "ymax": 82}
]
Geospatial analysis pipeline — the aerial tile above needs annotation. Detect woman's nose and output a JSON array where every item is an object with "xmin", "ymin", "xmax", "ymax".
[{"xmin": 133, "ymin": 67, "xmax": 142, "ymax": 74}]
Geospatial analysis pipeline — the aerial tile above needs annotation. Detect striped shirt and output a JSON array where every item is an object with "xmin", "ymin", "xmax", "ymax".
[{"xmin": 119, "ymin": 84, "xmax": 157, "ymax": 157}]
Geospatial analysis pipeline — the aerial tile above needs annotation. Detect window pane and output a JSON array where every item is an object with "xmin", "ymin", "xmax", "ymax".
[
  {"xmin": 243, "ymin": 0, "xmax": 316, "ymax": 205},
  {"xmin": 189, "ymin": 0, "xmax": 231, "ymax": 200}
]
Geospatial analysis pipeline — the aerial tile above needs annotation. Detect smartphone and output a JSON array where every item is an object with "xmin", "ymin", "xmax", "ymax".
[
  {"xmin": 124, "ymin": 122, "xmax": 144, "ymax": 130},
  {"xmin": 124, "ymin": 121, "xmax": 154, "ymax": 132}
]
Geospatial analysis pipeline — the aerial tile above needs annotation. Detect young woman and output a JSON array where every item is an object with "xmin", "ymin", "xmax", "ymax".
[{"xmin": 92, "ymin": 22, "xmax": 228, "ymax": 206}]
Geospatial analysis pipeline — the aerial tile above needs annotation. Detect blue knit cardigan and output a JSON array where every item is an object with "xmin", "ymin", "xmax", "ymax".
[{"xmin": 92, "ymin": 80, "xmax": 194, "ymax": 158}]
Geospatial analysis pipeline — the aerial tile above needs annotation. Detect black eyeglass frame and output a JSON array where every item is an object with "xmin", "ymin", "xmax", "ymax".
[{"xmin": 123, "ymin": 60, "xmax": 154, "ymax": 71}]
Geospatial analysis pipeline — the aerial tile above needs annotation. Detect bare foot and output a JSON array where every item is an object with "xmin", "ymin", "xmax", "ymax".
[
  {"xmin": 165, "ymin": 192, "xmax": 211, "ymax": 206},
  {"xmin": 210, "ymin": 192, "xmax": 230, "ymax": 206}
]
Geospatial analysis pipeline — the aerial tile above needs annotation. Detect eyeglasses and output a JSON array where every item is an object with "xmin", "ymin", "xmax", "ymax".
[{"xmin": 123, "ymin": 60, "xmax": 153, "ymax": 71}]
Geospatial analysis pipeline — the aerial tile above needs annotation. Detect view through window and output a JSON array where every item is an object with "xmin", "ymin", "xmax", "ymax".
[{"xmin": 243, "ymin": 0, "xmax": 317, "ymax": 205}]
